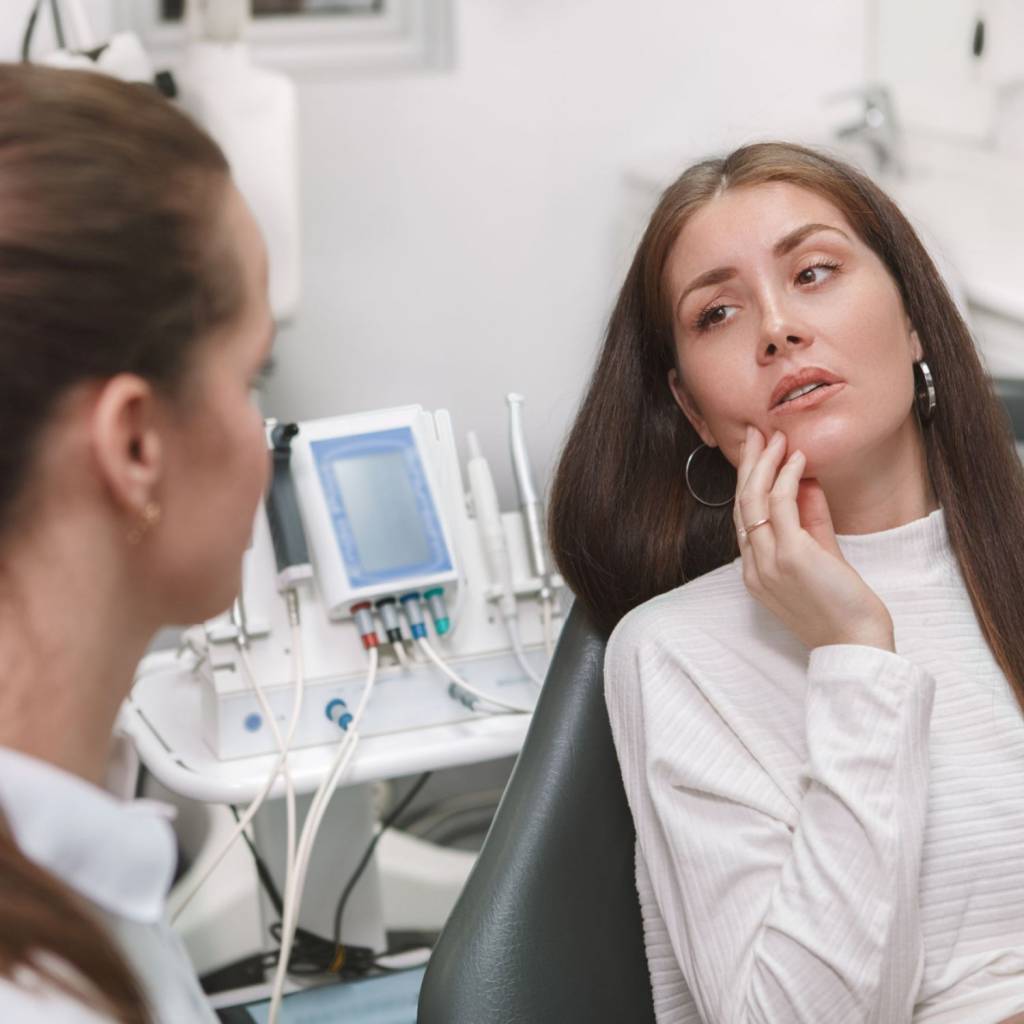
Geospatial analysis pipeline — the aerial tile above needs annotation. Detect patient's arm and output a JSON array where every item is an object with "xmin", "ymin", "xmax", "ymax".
[{"xmin": 606, "ymin": 614, "xmax": 934, "ymax": 1024}]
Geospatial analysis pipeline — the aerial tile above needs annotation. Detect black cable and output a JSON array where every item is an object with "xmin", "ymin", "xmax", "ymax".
[
  {"xmin": 49, "ymin": 0, "xmax": 65, "ymax": 50},
  {"xmin": 21, "ymin": 0, "xmax": 44, "ymax": 61},
  {"xmin": 229, "ymin": 805, "xmax": 285, "ymax": 919},
  {"xmin": 330, "ymin": 771, "xmax": 433, "ymax": 953},
  {"xmin": 228, "ymin": 772, "xmax": 434, "ymax": 976},
  {"xmin": 227, "ymin": 807, "xmax": 355, "ymax": 978}
]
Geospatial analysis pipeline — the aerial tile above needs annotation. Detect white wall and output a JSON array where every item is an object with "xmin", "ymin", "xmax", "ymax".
[
  {"xmin": 873, "ymin": 0, "xmax": 1024, "ymax": 145},
  {"xmin": 266, "ymin": 1, "xmax": 867, "ymax": 504},
  {"xmin": 2, "ymin": 1, "xmax": 868, "ymax": 506}
]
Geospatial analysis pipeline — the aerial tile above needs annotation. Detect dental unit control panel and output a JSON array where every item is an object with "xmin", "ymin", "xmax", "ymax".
[
  {"xmin": 292, "ymin": 412, "xmax": 458, "ymax": 616},
  {"xmin": 135, "ymin": 400, "xmax": 563, "ymax": 765}
]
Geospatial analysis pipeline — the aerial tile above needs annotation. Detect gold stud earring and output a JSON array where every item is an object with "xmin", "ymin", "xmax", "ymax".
[{"xmin": 127, "ymin": 501, "xmax": 162, "ymax": 545}]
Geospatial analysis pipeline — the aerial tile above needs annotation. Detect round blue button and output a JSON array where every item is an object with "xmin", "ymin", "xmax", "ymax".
[{"xmin": 244, "ymin": 713, "xmax": 262, "ymax": 733}]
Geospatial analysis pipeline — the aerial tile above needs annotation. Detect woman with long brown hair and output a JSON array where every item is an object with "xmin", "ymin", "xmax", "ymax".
[
  {"xmin": 549, "ymin": 142, "xmax": 1024, "ymax": 1023},
  {"xmin": 0, "ymin": 65, "xmax": 274, "ymax": 1021}
]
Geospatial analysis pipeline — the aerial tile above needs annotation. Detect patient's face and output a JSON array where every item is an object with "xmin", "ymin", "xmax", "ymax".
[{"xmin": 663, "ymin": 182, "xmax": 922, "ymax": 479}]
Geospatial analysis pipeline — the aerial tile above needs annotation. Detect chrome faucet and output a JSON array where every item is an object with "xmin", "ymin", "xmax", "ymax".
[{"xmin": 830, "ymin": 84, "xmax": 905, "ymax": 177}]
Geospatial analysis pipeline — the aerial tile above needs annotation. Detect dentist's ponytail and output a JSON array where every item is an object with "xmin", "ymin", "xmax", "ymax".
[{"xmin": 0, "ymin": 809, "xmax": 148, "ymax": 1021}]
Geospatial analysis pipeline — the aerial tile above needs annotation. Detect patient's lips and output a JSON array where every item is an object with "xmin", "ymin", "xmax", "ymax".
[{"xmin": 769, "ymin": 366, "xmax": 845, "ymax": 415}]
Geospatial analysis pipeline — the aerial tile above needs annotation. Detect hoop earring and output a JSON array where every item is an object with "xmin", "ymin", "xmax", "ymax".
[
  {"xmin": 685, "ymin": 443, "xmax": 734, "ymax": 508},
  {"xmin": 913, "ymin": 359, "xmax": 936, "ymax": 424}
]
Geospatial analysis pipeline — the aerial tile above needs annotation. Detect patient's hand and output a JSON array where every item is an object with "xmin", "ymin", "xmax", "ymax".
[{"xmin": 731, "ymin": 426, "xmax": 895, "ymax": 652}]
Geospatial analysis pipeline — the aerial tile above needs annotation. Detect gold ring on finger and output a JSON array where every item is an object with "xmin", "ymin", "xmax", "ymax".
[{"xmin": 740, "ymin": 517, "xmax": 770, "ymax": 539}]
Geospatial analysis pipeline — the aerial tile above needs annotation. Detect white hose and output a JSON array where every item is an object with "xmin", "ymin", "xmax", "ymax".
[
  {"xmin": 541, "ymin": 595, "xmax": 555, "ymax": 656},
  {"xmin": 393, "ymin": 641, "xmax": 411, "ymax": 668},
  {"xmin": 171, "ymin": 615, "xmax": 306, "ymax": 925},
  {"xmin": 416, "ymin": 637, "xmax": 533, "ymax": 714},
  {"xmin": 239, "ymin": 620, "xmax": 305, "ymax": 942},
  {"xmin": 505, "ymin": 616, "xmax": 544, "ymax": 687},
  {"xmin": 268, "ymin": 647, "xmax": 380, "ymax": 1023}
]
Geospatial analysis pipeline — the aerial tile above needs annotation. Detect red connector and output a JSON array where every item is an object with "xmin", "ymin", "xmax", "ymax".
[{"xmin": 350, "ymin": 601, "xmax": 379, "ymax": 650}]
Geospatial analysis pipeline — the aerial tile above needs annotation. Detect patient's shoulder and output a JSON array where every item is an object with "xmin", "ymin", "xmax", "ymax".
[{"xmin": 607, "ymin": 557, "xmax": 748, "ymax": 665}]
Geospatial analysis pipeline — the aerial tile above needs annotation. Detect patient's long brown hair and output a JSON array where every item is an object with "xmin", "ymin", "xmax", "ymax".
[
  {"xmin": 0, "ymin": 64, "xmax": 243, "ymax": 1021},
  {"xmin": 549, "ymin": 142, "xmax": 1024, "ymax": 711}
]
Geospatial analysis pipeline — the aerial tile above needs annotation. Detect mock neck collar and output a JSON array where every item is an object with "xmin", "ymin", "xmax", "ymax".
[
  {"xmin": 835, "ymin": 505, "xmax": 952, "ymax": 582},
  {"xmin": 0, "ymin": 746, "xmax": 176, "ymax": 923}
]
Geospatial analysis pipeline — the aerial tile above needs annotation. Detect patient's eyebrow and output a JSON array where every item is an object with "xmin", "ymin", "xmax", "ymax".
[
  {"xmin": 772, "ymin": 222, "xmax": 850, "ymax": 258},
  {"xmin": 675, "ymin": 222, "xmax": 852, "ymax": 319}
]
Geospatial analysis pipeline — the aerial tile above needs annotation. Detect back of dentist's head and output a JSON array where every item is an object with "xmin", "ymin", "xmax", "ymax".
[
  {"xmin": 0, "ymin": 62, "xmax": 244, "ymax": 1023},
  {"xmin": 0, "ymin": 62, "xmax": 242, "ymax": 543}
]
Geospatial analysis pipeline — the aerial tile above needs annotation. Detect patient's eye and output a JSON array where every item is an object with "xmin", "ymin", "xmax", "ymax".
[
  {"xmin": 693, "ymin": 303, "xmax": 737, "ymax": 332},
  {"xmin": 795, "ymin": 260, "xmax": 841, "ymax": 287}
]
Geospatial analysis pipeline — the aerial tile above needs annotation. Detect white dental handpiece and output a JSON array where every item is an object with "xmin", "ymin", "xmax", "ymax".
[
  {"xmin": 506, "ymin": 393, "xmax": 551, "ymax": 601},
  {"xmin": 467, "ymin": 431, "xmax": 516, "ymax": 620}
]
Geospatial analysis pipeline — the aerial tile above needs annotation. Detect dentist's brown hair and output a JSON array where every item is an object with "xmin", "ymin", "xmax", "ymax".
[
  {"xmin": 0, "ymin": 63, "xmax": 243, "ymax": 1022},
  {"xmin": 548, "ymin": 141, "xmax": 1024, "ymax": 714}
]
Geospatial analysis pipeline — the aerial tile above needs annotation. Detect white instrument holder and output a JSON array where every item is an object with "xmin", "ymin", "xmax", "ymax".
[{"xmin": 119, "ymin": 405, "xmax": 565, "ymax": 804}]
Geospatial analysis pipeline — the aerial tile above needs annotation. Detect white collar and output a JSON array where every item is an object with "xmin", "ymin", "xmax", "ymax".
[
  {"xmin": 0, "ymin": 747, "xmax": 176, "ymax": 924},
  {"xmin": 835, "ymin": 505, "xmax": 954, "ymax": 583}
]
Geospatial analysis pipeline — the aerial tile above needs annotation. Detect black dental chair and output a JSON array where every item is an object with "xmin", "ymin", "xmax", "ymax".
[
  {"xmin": 416, "ymin": 602, "xmax": 657, "ymax": 1024},
  {"xmin": 994, "ymin": 376, "xmax": 1024, "ymax": 441}
]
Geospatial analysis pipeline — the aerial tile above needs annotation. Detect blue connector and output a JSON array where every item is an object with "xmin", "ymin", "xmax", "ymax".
[
  {"xmin": 423, "ymin": 587, "xmax": 450, "ymax": 636},
  {"xmin": 325, "ymin": 698, "xmax": 353, "ymax": 731},
  {"xmin": 399, "ymin": 592, "xmax": 428, "ymax": 639},
  {"xmin": 448, "ymin": 682, "xmax": 478, "ymax": 711}
]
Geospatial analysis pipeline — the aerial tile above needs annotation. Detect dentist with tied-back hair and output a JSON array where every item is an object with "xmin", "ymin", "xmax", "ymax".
[
  {"xmin": 0, "ymin": 64, "xmax": 275, "ymax": 1022},
  {"xmin": 549, "ymin": 142, "xmax": 1024, "ymax": 1023}
]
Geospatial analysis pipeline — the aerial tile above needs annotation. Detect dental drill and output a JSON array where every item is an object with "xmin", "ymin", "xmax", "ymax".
[
  {"xmin": 466, "ymin": 430, "xmax": 544, "ymax": 686},
  {"xmin": 506, "ymin": 393, "xmax": 557, "ymax": 654}
]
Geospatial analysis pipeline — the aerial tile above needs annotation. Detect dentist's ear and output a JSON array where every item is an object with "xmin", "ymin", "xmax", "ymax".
[
  {"xmin": 668, "ymin": 369, "xmax": 718, "ymax": 448},
  {"xmin": 90, "ymin": 374, "xmax": 165, "ymax": 516}
]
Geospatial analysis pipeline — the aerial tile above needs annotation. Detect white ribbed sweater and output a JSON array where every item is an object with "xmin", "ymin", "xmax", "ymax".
[{"xmin": 605, "ymin": 508, "xmax": 1024, "ymax": 1024}]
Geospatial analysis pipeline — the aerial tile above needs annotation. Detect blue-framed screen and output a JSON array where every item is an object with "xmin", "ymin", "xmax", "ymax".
[{"xmin": 311, "ymin": 427, "xmax": 453, "ymax": 589}]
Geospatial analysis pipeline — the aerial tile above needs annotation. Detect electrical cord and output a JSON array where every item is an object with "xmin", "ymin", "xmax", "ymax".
[
  {"xmin": 230, "ymin": 805, "xmax": 284, "ymax": 918},
  {"xmin": 229, "ymin": 772, "xmax": 434, "ymax": 979},
  {"xmin": 21, "ymin": 1, "xmax": 43, "ymax": 60},
  {"xmin": 21, "ymin": 0, "xmax": 66, "ymax": 62},
  {"xmin": 329, "ymin": 771, "xmax": 433, "ymax": 960}
]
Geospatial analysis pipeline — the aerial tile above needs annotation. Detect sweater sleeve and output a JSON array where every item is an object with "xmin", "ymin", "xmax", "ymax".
[{"xmin": 605, "ymin": 620, "xmax": 936, "ymax": 1024}]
